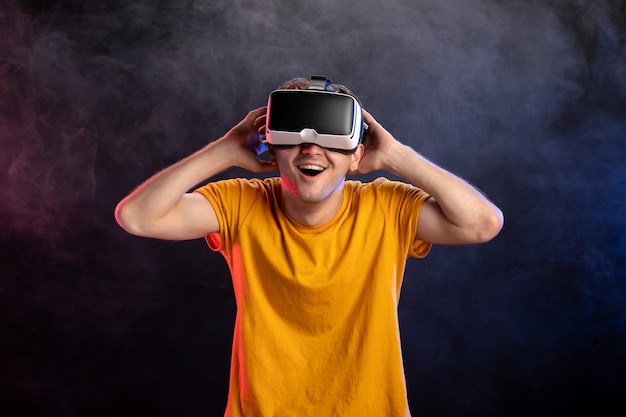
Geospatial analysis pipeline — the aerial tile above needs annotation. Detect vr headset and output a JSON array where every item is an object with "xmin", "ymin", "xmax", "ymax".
[{"xmin": 264, "ymin": 76, "xmax": 365, "ymax": 154}]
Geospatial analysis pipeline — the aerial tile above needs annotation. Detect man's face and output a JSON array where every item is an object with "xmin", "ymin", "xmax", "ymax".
[{"xmin": 272, "ymin": 143, "xmax": 363, "ymax": 205}]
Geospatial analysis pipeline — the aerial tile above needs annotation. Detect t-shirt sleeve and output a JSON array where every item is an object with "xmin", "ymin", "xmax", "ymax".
[
  {"xmin": 372, "ymin": 178, "xmax": 432, "ymax": 259},
  {"xmin": 194, "ymin": 178, "xmax": 257, "ymax": 254}
]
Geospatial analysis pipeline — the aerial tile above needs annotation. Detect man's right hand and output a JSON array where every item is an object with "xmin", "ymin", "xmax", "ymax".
[
  {"xmin": 115, "ymin": 107, "xmax": 277, "ymax": 240},
  {"xmin": 218, "ymin": 107, "xmax": 276, "ymax": 173}
]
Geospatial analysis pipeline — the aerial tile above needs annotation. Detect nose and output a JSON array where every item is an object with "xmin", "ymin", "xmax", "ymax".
[{"xmin": 300, "ymin": 143, "xmax": 324, "ymax": 154}]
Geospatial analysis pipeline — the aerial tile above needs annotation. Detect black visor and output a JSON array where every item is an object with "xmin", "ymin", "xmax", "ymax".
[{"xmin": 267, "ymin": 90, "xmax": 355, "ymax": 135}]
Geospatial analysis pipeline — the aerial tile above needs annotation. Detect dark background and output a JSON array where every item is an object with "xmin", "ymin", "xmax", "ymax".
[{"xmin": 1, "ymin": 0, "xmax": 625, "ymax": 416}]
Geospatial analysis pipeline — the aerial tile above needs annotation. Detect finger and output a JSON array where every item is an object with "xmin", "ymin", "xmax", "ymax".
[
  {"xmin": 249, "ymin": 106, "xmax": 267, "ymax": 117},
  {"xmin": 254, "ymin": 106, "xmax": 267, "ymax": 120},
  {"xmin": 254, "ymin": 113, "xmax": 267, "ymax": 125},
  {"xmin": 361, "ymin": 109, "xmax": 378, "ymax": 127},
  {"xmin": 254, "ymin": 112, "xmax": 267, "ymax": 135}
]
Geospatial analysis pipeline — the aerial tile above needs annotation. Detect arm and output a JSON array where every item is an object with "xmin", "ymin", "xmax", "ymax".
[
  {"xmin": 355, "ymin": 110, "xmax": 504, "ymax": 245},
  {"xmin": 115, "ymin": 107, "xmax": 275, "ymax": 241}
]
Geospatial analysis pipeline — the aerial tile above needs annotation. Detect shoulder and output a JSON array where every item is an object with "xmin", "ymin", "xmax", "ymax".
[
  {"xmin": 194, "ymin": 177, "xmax": 282, "ymax": 237},
  {"xmin": 346, "ymin": 177, "xmax": 424, "ymax": 197},
  {"xmin": 194, "ymin": 177, "xmax": 282, "ymax": 219},
  {"xmin": 197, "ymin": 177, "xmax": 280, "ymax": 197},
  {"xmin": 345, "ymin": 178, "xmax": 430, "ymax": 221}
]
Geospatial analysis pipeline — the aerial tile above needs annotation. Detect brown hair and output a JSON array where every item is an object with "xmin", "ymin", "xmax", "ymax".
[{"xmin": 278, "ymin": 77, "xmax": 362, "ymax": 104}]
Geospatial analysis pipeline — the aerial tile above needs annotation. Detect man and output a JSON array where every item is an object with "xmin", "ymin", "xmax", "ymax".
[{"xmin": 115, "ymin": 77, "xmax": 503, "ymax": 416}]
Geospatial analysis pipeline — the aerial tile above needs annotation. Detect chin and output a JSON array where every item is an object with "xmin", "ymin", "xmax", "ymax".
[
  {"xmin": 296, "ymin": 184, "xmax": 340, "ymax": 204},
  {"xmin": 294, "ymin": 191, "xmax": 325, "ymax": 204}
]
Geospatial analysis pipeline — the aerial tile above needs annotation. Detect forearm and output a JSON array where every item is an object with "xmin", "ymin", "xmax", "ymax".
[
  {"xmin": 115, "ymin": 138, "xmax": 234, "ymax": 235},
  {"xmin": 385, "ymin": 142, "xmax": 503, "ymax": 243},
  {"xmin": 115, "ymin": 107, "xmax": 273, "ymax": 238}
]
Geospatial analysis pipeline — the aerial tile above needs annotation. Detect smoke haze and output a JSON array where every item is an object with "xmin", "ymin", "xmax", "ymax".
[{"xmin": 1, "ymin": 0, "xmax": 625, "ymax": 415}]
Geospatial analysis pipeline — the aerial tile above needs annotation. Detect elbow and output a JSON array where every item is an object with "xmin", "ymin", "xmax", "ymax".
[
  {"xmin": 114, "ymin": 199, "xmax": 145, "ymax": 237},
  {"xmin": 476, "ymin": 207, "xmax": 504, "ymax": 243}
]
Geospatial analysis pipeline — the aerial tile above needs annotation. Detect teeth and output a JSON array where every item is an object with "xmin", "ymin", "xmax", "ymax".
[
  {"xmin": 299, "ymin": 164, "xmax": 325, "ymax": 176},
  {"xmin": 299, "ymin": 164, "xmax": 324, "ymax": 172}
]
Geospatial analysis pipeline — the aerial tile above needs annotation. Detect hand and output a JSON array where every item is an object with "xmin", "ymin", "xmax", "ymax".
[
  {"xmin": 352, "ymin": 109, "xmax": 400, "ymax": 175},
  {"xmin": 221, "ymin": 107, "xmax": 276, "ymax": 173},
  {"xmin": 356, "ymin": 110, "xmax": 503, "ymax": 245}
]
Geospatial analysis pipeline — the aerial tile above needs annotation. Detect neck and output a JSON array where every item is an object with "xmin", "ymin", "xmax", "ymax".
[{"xmin": 280, "ymin": 186, "xmax": 345, "ymax": 227}]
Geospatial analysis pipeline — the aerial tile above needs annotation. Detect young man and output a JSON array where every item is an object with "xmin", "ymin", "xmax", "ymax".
[{"xmin": 115, "ymin": 77, "xmax": 503, "ymax": 416}]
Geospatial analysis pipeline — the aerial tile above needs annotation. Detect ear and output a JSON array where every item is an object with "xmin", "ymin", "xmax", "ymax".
[{"xmin": 349, "ymin": 144, "xmax": 365, "ymax": 171}]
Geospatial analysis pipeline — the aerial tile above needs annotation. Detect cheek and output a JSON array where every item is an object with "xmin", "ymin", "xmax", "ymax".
[
  {"xmin": 330, "ymin": 155, "xmax": 354, "ymax": 173},
  {"xmin": 273, "ymin": 153, "xmax": 292, "ymax": 171}
]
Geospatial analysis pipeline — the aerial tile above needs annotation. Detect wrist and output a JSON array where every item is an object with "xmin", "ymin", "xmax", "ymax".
[
  {"xmin": 212, "ymin": 135, "xmax": 241, "ymax": 164},
  {"xmin": 383, "ymin": 141, "xmax": 415, "ymax": 175}
]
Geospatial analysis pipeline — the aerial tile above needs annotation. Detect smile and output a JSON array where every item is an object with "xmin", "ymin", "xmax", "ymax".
[{"xmin": 298, "ymin": 164, "xmax": 326, "ymax": 177}]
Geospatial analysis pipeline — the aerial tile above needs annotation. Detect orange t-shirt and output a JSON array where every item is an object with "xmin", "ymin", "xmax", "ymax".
[{"xmin": 195, "ymin": 177, "xmax": 430, "ymax": 417}]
